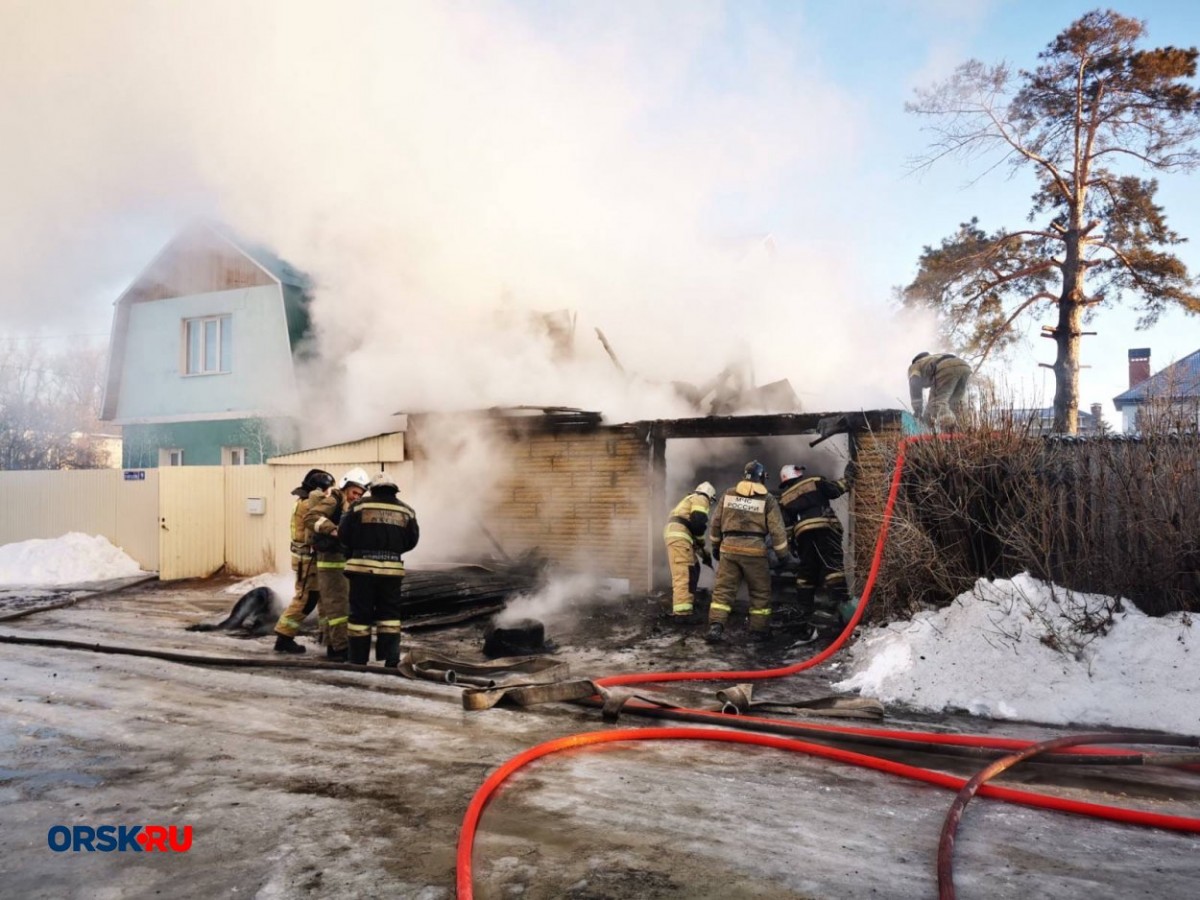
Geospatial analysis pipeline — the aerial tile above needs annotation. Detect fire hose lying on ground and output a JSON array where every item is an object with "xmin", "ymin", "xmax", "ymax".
[
  {"xmin": 452, "ymin": 432, "xmax": 1200, "ymax": 900},
  {"xmin": 1, "ymin": 434, "xmax": 1198, "ymax": 898}
]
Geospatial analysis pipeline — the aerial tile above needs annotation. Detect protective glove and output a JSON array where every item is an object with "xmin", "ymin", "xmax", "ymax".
[
  {"xmin": 712, "ymin": 546, "xmax": 721, "ymax": 563},
  {"xmin": 699, "ymin": 547, "xmax": 713, "ymax": 567}
]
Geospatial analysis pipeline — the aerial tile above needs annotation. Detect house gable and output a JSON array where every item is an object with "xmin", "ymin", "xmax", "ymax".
[{"xmin": 101, "ymin": 224, "xmax": 308, "ymax": 457}]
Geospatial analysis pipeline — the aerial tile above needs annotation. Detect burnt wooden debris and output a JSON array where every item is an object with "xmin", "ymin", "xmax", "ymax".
[{"xmin": 403, "ymin": 558, "xmax": 544, "ymax": 630}]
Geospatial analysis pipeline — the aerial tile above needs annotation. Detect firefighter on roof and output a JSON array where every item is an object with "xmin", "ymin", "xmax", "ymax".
[{"xmin": 909, "ymin": 351, "xmax": 972, "ymax": 430}]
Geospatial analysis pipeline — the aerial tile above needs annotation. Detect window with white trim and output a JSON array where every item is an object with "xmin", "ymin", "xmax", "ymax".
[
  {"xmin": 223, "ymin": 446, "xmax": 247, "ymax": 466},
  {"xmin": 160, "ymin": 448, "xmax": 185, "ymax": 467},
  {"xmin": 183, "ymin": 315, "xmax": 232, "ymax": 375}
]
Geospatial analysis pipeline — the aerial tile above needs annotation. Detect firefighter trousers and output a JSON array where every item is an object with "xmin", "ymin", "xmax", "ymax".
[
  {"xmin": 794, "ymin": 527, "xmax": 848, "ymax": 611},
  {"xmin": 665, "ymin": 538, "xmax": 700, "ymax": 615},
  {"xmin": 315, "ymin": 561, "xmax": 349, "ymax": 651},
  {"xmin": 274, "ymin": 555, "xmax": 319, "ymax": 638},
  {"xmin": 926, "ymin": 359, "xmax": 972, "ymax": 428},
  {"xmin": 346, "ymin": 574, "xmax": 404, "ymax": 666},
  {"xmin": 708, "ymin": 553, "xmax": 772, "ymax": 632}
]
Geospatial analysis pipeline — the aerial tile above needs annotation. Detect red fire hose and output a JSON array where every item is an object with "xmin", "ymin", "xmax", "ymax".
[
  {"xmin": 456, "ymin": 727, "xmax": 1200, "ymax": 900},
  {"xmin": 460, "ymin": 434, "xmax": 1200, "ymax": 898}
]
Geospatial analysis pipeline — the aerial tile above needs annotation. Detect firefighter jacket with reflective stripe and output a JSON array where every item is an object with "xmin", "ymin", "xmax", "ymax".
[
  {"xmin": 305, "ymin": 488, "xmax": 348, "ymax": 563},
  {"xmin": 289, "ymin": 490, "xmax": 315, "ymax": 561},
  {"xmin": 779, "ymin": 476, "xmax": 846, "ymax": 538},
  {"xmin": 663, "ymin": 492, "xmax": 711, "ymax": 544},
  {"xmin": 340, "ymin": 495, "xmax": 420, "ymax": 576},
  {"xmin": 908, "ymin": 353, "xmax": 962, "ymax": 419},
  {"xmin": 710, "ymin": 480, "xmax": 788, "ymax": 558}
]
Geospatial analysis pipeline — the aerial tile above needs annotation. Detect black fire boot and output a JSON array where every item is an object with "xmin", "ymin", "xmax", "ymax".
[
  {"xmin": 347, "ymin": 636, "xmax": 372, "ymax": 666},
  {"xmin": 376, "ymin": 633, "xmax": 402, "ymax": 668},
  {"xmin": 704, "ymin": 622, "xmax": 725, "ymax": 644},
  {"xmin": 326, "ymin": 645, "xmax": 348, "ymax": 663},
  {"xmin": 273, "ymin": 635, "xmax": 305, "ymax": 655}
]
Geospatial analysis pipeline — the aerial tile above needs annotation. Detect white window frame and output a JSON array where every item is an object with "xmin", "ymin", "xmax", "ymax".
[
  {"xmin": 160, "ymin": 448, "xmax": 185, "ymax": 467},
  {"xmin": 182, "ymin": 315, "xmax": 232, "ymax": 375},
  {"xmin": 223, "ymin": 446, "xmax": 247, "ymax": 466}
]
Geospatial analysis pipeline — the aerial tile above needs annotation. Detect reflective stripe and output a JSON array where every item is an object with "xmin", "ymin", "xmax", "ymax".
[
  {"xmin": 317, "ymin": 561, "xmax": 346, "ymax": 569},
  {"xmin": 377, "ymin": 619, "xmax": 401, "ymax": 627},
  {"xmin": 749, "ymin": 608, "xmax": 772, "ymax": 616},
  {"xmin": 346, "ymin": 557, "xmax": 405, "ymax": 570},
  {"xmin": 327, "ymin": 616, "xmax": 349, "ymax": 626},
  {"xmin": 347, "ymin": 623, "xmax": 372, "ymax": 635},
  {"xmin": 672, "ymin": 602, "xmax": 694, "ymax": 614},
  {"xmin": 279, "ymin": 617, "xmax": 303, "ymax": 629},
  {"xmin": 710, "ymin": 601, "xmax": 733, "ymax": 613}
]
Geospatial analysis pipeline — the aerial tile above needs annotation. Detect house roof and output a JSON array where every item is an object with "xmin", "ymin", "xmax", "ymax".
[{"xmin": 1112, "ymin": 349, "xmax": 1200, "ymax": 408}]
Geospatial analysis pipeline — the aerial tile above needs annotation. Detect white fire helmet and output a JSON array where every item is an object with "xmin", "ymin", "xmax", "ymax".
[
  {"xmin": 695, "ymin": 481, "xmax": 717, "ymax": 502},
  {"xmin": 340, "ymin": 467, "xmax": 371, "ymax": 490},
  {"xmin": 369, "ymin": 472, "xmax": 398, "ymax": 492},
  {"xmin": 779, "ymin": 464, "xmax": 806, "ymax": 483}
]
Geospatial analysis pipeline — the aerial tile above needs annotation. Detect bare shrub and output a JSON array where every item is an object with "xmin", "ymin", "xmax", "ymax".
[{"xmin": 858, "ymin": 415, "xmax": 1200, "ymax": 620}]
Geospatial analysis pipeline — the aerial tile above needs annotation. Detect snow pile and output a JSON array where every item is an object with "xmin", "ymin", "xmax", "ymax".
[
  {"xmin": 835, "ymin": 573, "xmax": 1198, "ymax": 736},
  {"xmin": 0, "ymin": 533, "xmax": 146, "ymax": 586}
]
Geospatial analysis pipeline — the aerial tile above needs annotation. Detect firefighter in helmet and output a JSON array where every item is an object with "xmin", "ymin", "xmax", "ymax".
[
  {"xmin": 272, "ymin": 468, "xmax": 334, "ymax": 654},
  {"xmin": 778, "ymin": 463, "xmax": 852, "ymax": 632},
  {"xmin": 339, "ymin": 472, "xmax": 419, "ymax": 667},
  {"xmin": 663, "ymin": 481, "xmax": 717, "ymax": 620},
  {"xmin": 705, "ymin": 460, "xmax": 790, "ymax": 644},
  {"xmin": 304, "ymin": 467, "xmax": 369, "ymax": 661}
]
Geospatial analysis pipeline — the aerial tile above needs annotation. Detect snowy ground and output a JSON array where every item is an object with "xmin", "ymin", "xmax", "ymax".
[{"xmin": 0, "ymin": 536, "xmax": 1197, "ymax": 897}]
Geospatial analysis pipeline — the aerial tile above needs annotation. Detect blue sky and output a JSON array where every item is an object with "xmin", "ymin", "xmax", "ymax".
[{"xmin": 2, "ymin": 0, "xmax": 1199, "ymax": 422}]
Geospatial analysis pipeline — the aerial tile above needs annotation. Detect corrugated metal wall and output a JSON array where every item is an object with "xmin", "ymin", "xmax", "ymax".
[
  {"xmin": 1, "ymin": 457, "xmax": 413, "ymax": 582},
  {"xmin": 159, "ymin": 467, "xmax": 226, "ymax": 580},
  {"xmin": 269, "ymin": 432, "xmax": 405, "ymax": 466},
  {"xmin": 0, "ymin": 469, "xmax": 160, "ymax": 572},
  {"xmin": 115, "ymin": 469, "xmax": 160, "ymax": 571},
  {"xmin": 224, "ymin": 466, "xmax": 275, "ymax": 575}
]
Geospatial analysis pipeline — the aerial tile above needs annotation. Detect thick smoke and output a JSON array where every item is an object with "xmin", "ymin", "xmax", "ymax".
[{"xmin": 0, "ymin": 0, "xmax": 936, "ymax": 440}]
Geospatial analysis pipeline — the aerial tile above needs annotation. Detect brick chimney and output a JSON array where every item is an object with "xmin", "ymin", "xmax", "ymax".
[
  {"xmin": 1128, "ymin": 348, "xmax": 1151, "ymax": 389},
  {"xmin": 1089, "ymin": 403, "xmax": 1103, "ymax": 431}
]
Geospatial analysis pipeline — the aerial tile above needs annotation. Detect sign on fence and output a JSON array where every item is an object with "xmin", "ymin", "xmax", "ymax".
[{"xmin": 123, "ymin": 470, "xmax": 146, "ymax": 481}]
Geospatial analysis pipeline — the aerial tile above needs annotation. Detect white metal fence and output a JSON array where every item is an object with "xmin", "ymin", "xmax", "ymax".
[{"xmin": 0, "ymin": 461, "xmax": 413, "ymax": 580}]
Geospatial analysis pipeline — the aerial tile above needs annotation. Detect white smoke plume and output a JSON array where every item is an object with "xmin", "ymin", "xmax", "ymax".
[
  {"xmin": 495, "ymin": 572, "xmax": 622, "ymax": 630},
  {"xmin": 0, "ymin": 0, "xmax": 937, "ymax": 439}
]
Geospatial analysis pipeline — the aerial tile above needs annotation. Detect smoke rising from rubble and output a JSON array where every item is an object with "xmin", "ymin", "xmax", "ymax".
[
  {"xmin": 495, "ymin": 573, "xmax": 621, "ymax": 629},
  {"xmin": 0, "ymin": 0, "xmax": 936, "ymax": 442}
]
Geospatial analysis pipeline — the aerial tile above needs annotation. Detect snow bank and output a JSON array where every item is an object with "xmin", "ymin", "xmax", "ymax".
[
  {"xmin": 835, "ymin": 573, "xmax": 1198, "ymax": 737},
  {"xmin": 0, "ymin": 532, "xmax": 146, "ymax": 586}
]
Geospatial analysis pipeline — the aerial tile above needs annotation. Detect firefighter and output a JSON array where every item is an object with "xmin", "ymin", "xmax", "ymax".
[
  {"xmin": 339, "ymin": 472, "xmax": 419, "ymax": 667},
  {"xmin": 705, "ymin": 460, "xmax": 790, "ymax": 644},
  {"xmin": 778, "ymin": 463, "xmax": 851, "ymax": 632},
  {"xmin": 304, "ymin": 467, "xmax": 369, "ymax": 662},
  {"xmin": 272, "ymin": 468, "xmax": 334, "ymax": 654},
  {"xmin": 909, "ymin": 351, "xmax": 972, "ymax": 430},
  {"xmin": 662, "ymin": 482, "xmax": 717, "ymax": 620}
]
